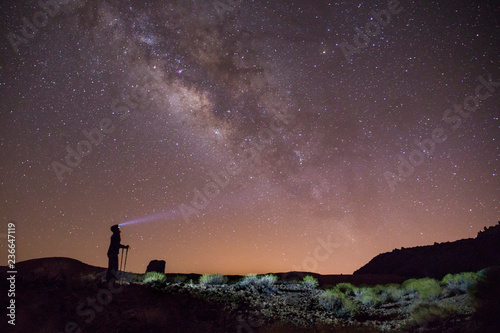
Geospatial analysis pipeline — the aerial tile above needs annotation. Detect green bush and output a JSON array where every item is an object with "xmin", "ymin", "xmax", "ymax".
[
  {"xmin": 143, "ymin": 272, "xmax": 167, "ymax": 286},
  {"xmin": 259, "ymin": 274, "xmax": 278, "ymax": 288},
  {"xmin": 239, "ymin": 274, "xmax": 278, "ymax": 288},
  {"xmin": 354, "ymin": 287, "xmax": 382, "ymax": 307},
  {"xmin": 199, "ymin": 273, "xmax": 228, "ymax": 285},
  {"xmin": 334, "ymin": 282, "xmax": 357, "ymax": 296},
  {"xmin": 380, "ymin": 284, "xmax": 405, "ymax": 303},
  {"xmin": 302, "ymin": 275, "xmax": 319, "ymax": 289},
  {"xmin": 240, "ymin": 273, "xmax": 259, "ymax": 286},
  {"xmin": 319, "ymin": 290, "xmax": 341, "ymax": 310},
  {"xmin": 471, "ymin": 267, "xmax": 500, "ymax": 327},
  {"xmin": 476, "ymin": 268, "xmax": 489, "ymax": 278},
  {"xmin": 319, "ymin": 289, "xmax": 359, "ymax": 317},
  {"xmin": 403, "ymin": 278, "xmax": 442, "ymax": 300},
  {"xmin": 441, "ymin": 272, "xmax": 479, "ymax": 294},
  {"xmin": 409, "ymin": 301, "xmax": 460, "ymax": 327}
]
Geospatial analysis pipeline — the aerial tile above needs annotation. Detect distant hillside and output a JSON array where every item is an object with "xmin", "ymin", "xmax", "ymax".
[
  {"xmin": 6, "ymin": 257, "xmax": 406, "ymax": 287},
  {"xmin": 354, "ymin": 222, "xmax": 500, "ymax": 279},
  {"xmin": 13, "ymin": 257, "xmax": 103, "ymax": 279}
]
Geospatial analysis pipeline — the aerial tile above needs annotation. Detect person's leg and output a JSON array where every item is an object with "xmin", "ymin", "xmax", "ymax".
[{"xmin": 106, "ymin": 255, "xmax": 119, "ymax": 282}]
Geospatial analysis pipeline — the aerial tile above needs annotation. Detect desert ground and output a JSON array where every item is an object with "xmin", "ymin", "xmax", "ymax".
[{"xmin": 2, "ymin": 257, "xmax": 499, "ymax": 333}]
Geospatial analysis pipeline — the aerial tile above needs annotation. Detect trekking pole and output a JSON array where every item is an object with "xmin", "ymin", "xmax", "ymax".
[
  {"xmin": 119, "ymin": 248, "xmax": 124, "ymax": 284},
  {"xmin": 120, "ymin": 247, "xmax": 124, "ymax": 272},
  {"xmin": 123, "ymin": 247, "xmax": 129, "ymax": 279}
]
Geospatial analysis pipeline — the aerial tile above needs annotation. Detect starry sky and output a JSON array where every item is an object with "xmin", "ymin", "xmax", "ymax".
[{"xmin": 1, "ymin": 0, "xmax": 498, "ymax": 275}]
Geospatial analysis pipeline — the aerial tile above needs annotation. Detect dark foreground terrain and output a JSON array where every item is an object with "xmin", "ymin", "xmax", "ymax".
[{"xmin": 1, "ymin": 258, "xmax": 499, "ymax": 333}]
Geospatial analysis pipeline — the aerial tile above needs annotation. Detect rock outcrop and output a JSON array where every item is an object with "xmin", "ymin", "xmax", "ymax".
[
  {"xmin": 354, "ymin": 222, "xmax": 500, "ymax": 278},
  {"xmin": 146, "ymin": 260, "xmax": 166, "ymax": 274}
]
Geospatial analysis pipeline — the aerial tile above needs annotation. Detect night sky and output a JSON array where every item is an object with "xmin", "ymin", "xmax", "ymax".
[{"xmin": 1, "ymin": 0, "xmax": 498, "ymax": 275}]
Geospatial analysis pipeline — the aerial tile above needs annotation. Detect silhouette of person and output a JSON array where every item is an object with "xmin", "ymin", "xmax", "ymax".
[{"xmin": 106, "ymin": 224, "xmax": 129, "ymax": 282}]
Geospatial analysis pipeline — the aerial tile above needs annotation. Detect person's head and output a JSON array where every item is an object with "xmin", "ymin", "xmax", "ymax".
[{"xmin": 110, "ymin": 224, "xmax": 120, "ymax": 233}]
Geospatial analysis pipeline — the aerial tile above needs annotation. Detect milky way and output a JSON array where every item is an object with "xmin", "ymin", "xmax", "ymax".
[{"xmin": 1, "ymin": 0, "xmax": 498, "ymax": 274}]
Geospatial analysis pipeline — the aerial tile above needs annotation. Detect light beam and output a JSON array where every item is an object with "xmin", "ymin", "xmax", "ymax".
[{"xmin": 119, "ymin": 209, "xmax": 181, "ymax": 226}]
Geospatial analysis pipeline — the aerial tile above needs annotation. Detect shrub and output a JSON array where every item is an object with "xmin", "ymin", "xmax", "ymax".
[
  {"xmin": 372, "ymin": 284, "xmax": 385, "ymax": 292},
  {"xmin": 302, "ymin": 275, "xmax": 319, "ymax": 289},
  {"xmin": 319, "ymin": 289, "xmax": 359, "ymax": 317},
  {"xmin": 319, "ymin": 289, "xmax": 342, "ymax": 310},
  {"xmin": 239, "ymin": 274, "xmax": 278, "ymax": 288},
  {"xmin": 334, "ymin": 282, "xmax": 357, "ymax": 296},
  {"xmin": 441, "ymin": 272, "xmax": 479, "ymax": 294},
  {"xmin": 354, "ymin": 287, "xmax": 382, "ymax": 307},
  {"xmin": 402, "ymin": 279, "xmax": 418, "ymax": 295},
  {"xmin": 258, "ymin": 274, "xmax": 278, "ymax": 288},
  {"xmin": 409, "ymin": 301, "xmax": 460, "ymax": 327},
  {"xmin": 240, "ymin": 273, "xmax": 259, "ymax": 286},
  {"xmin": 403, "ymin": 278, "xmax": 442, "ymax": 300},
  {"xmin": 199, "ymin": 273, "xmax": 228, "ymax": 285},
  {"xmin": 476, "ymin": 268, "xmax": 488, "ymax": 278},
  {"xmin": 471, "ymin": 266, "xmax": 500, "ymax": 328},
  {"xmin": 143, "ymin": 272, "xmax": 167, "ymax": 286},
  {"xmin": 380, "ymin": 284, "xmax": 405, "ymax": 303}
]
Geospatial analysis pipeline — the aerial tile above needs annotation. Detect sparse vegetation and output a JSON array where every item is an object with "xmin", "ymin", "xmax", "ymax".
[
  {"xmin": 199, "ymin": 273, "xmax": 228, "ymax": 285},
  {"xmin": 354, "ymin": 286, "xmax": 382, "ymax": 307},
  {"xmin": 16, "ymin": 256, "xmax": 490, "ymax": 332},
  {"xmin": 319, "ymin": 289, "xmax": 359, "ymax": 317},
  {"xmin": 441, "ymin": 272, "xmax": 479, "ymax": 294},
  {"xmin": 318, "ymin": 289, "xmax": 341, "ymax": 311},
  {"xmin": 408, "ymin": 301, "xmax": 460, "ymax": 328},
  {"xmin": 380, "ymin": 283, "xmax": 405, "ymax": 303},
  {"xmin": 239, "ymin": 274, "xmax": 278, "ymax": 288},
  {"xmin": 258, "ymin": 274, "xmax": 278, "ymax": 288},
  {"xmin": 301, "ymin": 275, "xmax": 319, "ymax": 289},
  {"xmin": 403, "ymin": 278, "xmax": 442, "ymax": 300},
  {"xmin": 333, "ymin": 282, "xmax": 357, "ymax": 296},
  {"xmin": 143, "ymin": 272, "xmax": 167, "ymax": 287},
  {"xmin": 240, "ymin": 273, "xmax": 259, "ymax": 286}
]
